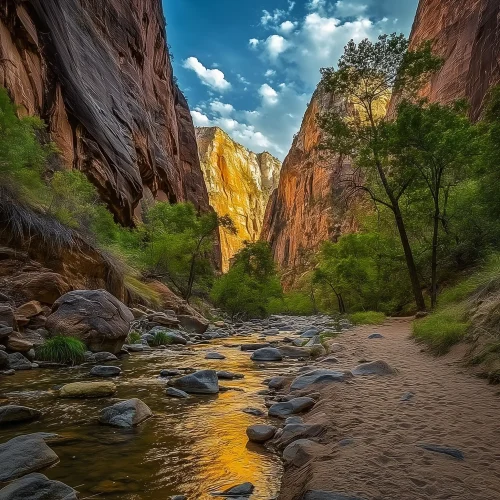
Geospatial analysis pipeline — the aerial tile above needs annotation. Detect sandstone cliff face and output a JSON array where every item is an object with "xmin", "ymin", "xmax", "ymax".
[
  {"xmin": 196, "ymin": 127, "xmax": 281, "ymax": 271},
  {"xmin": 261, "ymin": 88, "xmax": 360, "ymax": 286},
  {"xmin": 0, "ymin": 0, "xmax": 210, "ymax": 225},
  {"xmin": 408, "ymin": 0, "xmax": 500, "ymax": 119}
]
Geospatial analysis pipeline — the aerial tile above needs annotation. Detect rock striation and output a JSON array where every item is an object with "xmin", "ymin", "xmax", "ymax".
[
  {"xmin": 407, "ymin": 0, "xmax": 500, "ymax": 120},
  {"xmin": 196, "ymin": 127, "xmax": 281, "ymax": 271},
  {"xmin": 0, "ymin": 0, "xmax": 210, "ymax": 225},
  {"xmin": 261, "ymin": 87, "xmax": 360, "ymax": 286}
]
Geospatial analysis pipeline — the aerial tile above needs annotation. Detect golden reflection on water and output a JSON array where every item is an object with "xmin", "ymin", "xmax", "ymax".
[{"xmin": 0, "ymin": 337, "xmax": 288, "ymax": 499}]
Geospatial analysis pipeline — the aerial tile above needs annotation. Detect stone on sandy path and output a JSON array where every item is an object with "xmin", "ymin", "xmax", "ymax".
[
  {"xmin": 290, "ymin": 369, "xmax": 346, "ymax": 391},
  {"xmin": 417, "ymin": 444, "xmax": 464, "ymax": 460},
  {"xmin": 279, "ymin": 346, "xmax": 311, "ymax": 358},
  {"xmin": 268, "ymin": 397, "xmax": 315, "ymax": 418},
  {"xmin": 0, "ymin": 472, "xmax": 78, "ymax": 499},
  {"xmin": 274, "ymin": 423, "xmax": 325, "ymax": 448},
  {"xmin": 351, "ymin": 360, "xmax": 395, "ymax": 376},
  {"xmin": 282, "ymin": 439, "xmax": 318, "ymax": 467},
  {"xmin": 59, "ymin": 381, "xmax": 116, "ymax": 398},
  {"xmin": 0, "ymin": 433, "xmax": 59, "ymax": 481},
  {"xmin": 246, "ymin": 424, "xmax": 277, "ymax": 443},
  {"xmin": 99, "ymin": 398, "xmax": 152, "ymax": 428}
]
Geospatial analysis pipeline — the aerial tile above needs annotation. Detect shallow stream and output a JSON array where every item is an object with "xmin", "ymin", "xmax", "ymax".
[{"xmin": 0, "ymin": 332, "xmax": 301, "ymax": 499}]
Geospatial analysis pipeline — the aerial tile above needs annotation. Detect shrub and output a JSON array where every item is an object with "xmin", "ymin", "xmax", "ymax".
[
  {"xmin": 127, "ymin": 330, "xmax": 141, "ymax": 344},
  {"xmin": 412, "ymin": 305, "xmax": 469, "ymax": 355},
  {"xmin": 35, "ymin": 336, "xmax": 87, "ymax": 365},
  {"xmin": 349, "ymin": 311, "xmax": 386, "ymax": 325},
  {"xmin": 150, "ymin": 331, "xmax": 174, "ymax": 347},
  {"xmin": 268, "ymin": 291, "xmax": 316, "ymax": 316}
]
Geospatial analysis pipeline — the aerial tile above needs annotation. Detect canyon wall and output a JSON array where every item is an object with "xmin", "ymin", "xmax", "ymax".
[
  {"xmin": 196, "ymin": 127, "xmax": 281, "ymax": 271},
  {"xmin": 0, "ymin": 0, "xmax": 210, "ymax": 225},
  {"xmin": 261, "ymin": 88, "xmax": 360, "ymax": 286},
  {"xmin": 408, "ymin": 0, "xmax": 499, "ymax": 120}
]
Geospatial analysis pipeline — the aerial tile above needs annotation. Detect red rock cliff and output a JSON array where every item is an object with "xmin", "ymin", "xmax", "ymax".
[
  {"xmin": 408, "ymin": 0, "xmax": 500, "ymax": 119},
  {"xmin": 0, "ymin": 0, "xmax": 210, "ymax": 225},
  {"xmin": 261, "ymin": 88, "xmax": 360, "ymax": 286}
]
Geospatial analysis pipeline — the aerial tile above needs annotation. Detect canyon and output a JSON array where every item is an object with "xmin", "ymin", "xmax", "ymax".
[{"xmin": 196, "ymin": 127, "xmax": 281, "ymax": 271}]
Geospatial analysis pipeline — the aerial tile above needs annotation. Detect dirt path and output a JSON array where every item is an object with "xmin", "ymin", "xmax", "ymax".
[{"xmin": 278, "ymin": 318, "xmax": 500, "ymax": 500}]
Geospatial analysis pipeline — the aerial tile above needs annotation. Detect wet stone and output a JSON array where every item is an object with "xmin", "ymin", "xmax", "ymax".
[
  {"xmin": 166, "ymin": 387, "xmax": 190, "ymax": 398},
  {"xmin": 0, "ymin": 472, "xmax": 78, "ymax": 500},
  {"xmin": 0, "ymin": 405, "xmax": 41, "ymax": 425},
  {"xmin": 90, "ymin": 365, "xmax": 122, "ymax": 377}
]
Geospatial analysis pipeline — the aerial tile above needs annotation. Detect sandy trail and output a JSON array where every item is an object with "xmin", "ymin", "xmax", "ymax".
[{"xmin": 278, "ymin": 318, "xmax": 500, "ymax": 500}]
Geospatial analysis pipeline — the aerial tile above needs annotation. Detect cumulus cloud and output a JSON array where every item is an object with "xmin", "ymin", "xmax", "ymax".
[
  {"xmin": 191, "ymin": 110, "xmax": 211, "ymax": 127},
  {"xmin": 265, "ymin": 35, "xmax": 291, "ymax": 59},
  {"xmin": 265, "ymin": 69, "xmax": 276, "ymax": 77},
  {"xmin": 210, "ymin": 100, "xmax": 234, "ymax": 116},
  {"xmin": 259, "ymin": 84, "xmax": 279, "ymax": 105},
  {"xmin": 335, "ymin": 1, "xmax": 368, "ymax": 17},
  {"xmin": 280, "ymin": 20, "xmax": 296, "ymax": 34},
  {"xmin": 183, "ymin": 57, "xmax": 231, "ymax": 91},
  {"xmin": 261, "ymin": 9, "xmax": 286, "ymax": 26},
  {"xmin": 249, "ymin": 38, "xmax": 260, "ymax": 48}
]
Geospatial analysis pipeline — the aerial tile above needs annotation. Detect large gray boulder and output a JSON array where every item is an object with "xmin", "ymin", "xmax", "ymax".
[
  {"xmin": 8, "ymin": 353, "xmax": 32, "ymax": 370},
  {"xmin": 147, "ymin": 327, "xmax": 187, "ymax": 345},
  {"xmin": 274, "ymin": 423, "xmax": 325, "ymax": 448},
  {"xmin": 0, "ymin": 405, "xmax": 41, "ymax": 425},
  {"xmin": 290, "ymin": 369, "xmax": 346, "ymax": 391},
  {"xmin": 0, "ymin": 434, "xmax": 59, "ymax": 481},
  {"xmin": 172, "ymin": 369, "xmax": 219, "ymax": 394},
  {"xmin": 90, "ymin": 365, "xmax": 121, "ymax": 377},
  {"xmin": 246, "ymin": 425, "xmax": 276, "ymax": 443},
  {"xmin": 0, "ymin": 350, "xmax": 9, "ymax": 369},
  {"xmin": 45, "ymin": 290, "xmax": 133, "ymax": 354},
  {"xmin": 250, "ymin": 347, "xmax": 283, "ymax": 362},
  {"xmin": 177, "ymin": 315, "xmax": 209, "ymax": 334},
  {"xmin": 0, "ymin": 473, "xmax": 78, "ymax": 500},
  {"xmin": 283, "ymin": 439, "xmax": 317, "ymax": 467},
  {"xmin": 99, "ymin": 398, "xmax": 152, "ymax": 428},
  {"xmin": 268, "ymin": 397, "xmax": 315, "ymax": 418}
]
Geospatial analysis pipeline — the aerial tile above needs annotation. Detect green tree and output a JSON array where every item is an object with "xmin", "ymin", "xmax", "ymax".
[
  {"xmin": 319, "ymin": 33, "xmax": 442, "ymax": 311},
  {"xmin": 211, "ymin": 241, "xmax": 282, "ymax": 318},
  {"xmin": 387, "ymin": 100, "xmax": 480, "ymax": 307}
]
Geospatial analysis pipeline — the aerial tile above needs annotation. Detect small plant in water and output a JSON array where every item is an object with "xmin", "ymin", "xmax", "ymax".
[
  {"xmin": 127, "ymin": 330, "xmax": 142, "ymax": 344},
  {"xmin": 35, "ymin": 336, "xmax": 86, "ymax": 365},
  {"xmin": 150, "ymin": 331, "xmax": 174, "ymax": 347}
]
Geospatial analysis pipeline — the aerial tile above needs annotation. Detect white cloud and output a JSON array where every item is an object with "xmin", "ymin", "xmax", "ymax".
[
  {"xmin": 259, "ymin": 84, "xmax": 279, "ymax": 106},
  {"xmin": 237, "ymin": 74, "xmax": 250, "ymax": 85},
  {"xmin": 280, "ymin": 20, "xmax": 296, "ymax": 34},
  {"xmin": 307, "ymin": 0, "xmax": 327, "ymax": 10},
  {"xmin": 249, "ymin": 38, "xmax": 260, "ymax": 48},
  {"xmin": 335, "ymin": 1, "xmax": 368, "ymax": 17},
  {"xmin": 183, "ymin": 57, "xmax": 231, "ymax": 91},
  {"xmin": 191, "ymin": 110, "xmax": 211, "ymax": 127},
  {"xmin": 265, "ymin": 35, "xmax": 291, "ymax": 59},
  {"xmin": 210, "ymin": 100, "xmax": 234, "ymax": 117},
  {"xmin": 265, "ymin": 69, "xmax": 276, "ymax": 77},
  {"xmin": 261, "ymin": 9, "xmax": 286, "ymax": 26},
  {"xmin": 288, "ymin": 1, "xmax": 296, "ymax": 12}
]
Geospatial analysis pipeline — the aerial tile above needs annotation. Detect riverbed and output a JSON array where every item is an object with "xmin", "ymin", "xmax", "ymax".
[{"xmin": 0, "ymin": 330, "xmax": 304, "ymax": 499}]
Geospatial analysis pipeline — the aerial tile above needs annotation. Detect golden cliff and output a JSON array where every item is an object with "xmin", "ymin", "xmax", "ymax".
[
  {"xmin": 0, "ymin": 0, "xmax": 210, "ymax": 225},
  {"xmin": 196, "ymin": 127, "xmax": 281, "ymax": 271},
  {"xmin": 261, "ymin": 87, "xmax": 361, "ymax": 286}
]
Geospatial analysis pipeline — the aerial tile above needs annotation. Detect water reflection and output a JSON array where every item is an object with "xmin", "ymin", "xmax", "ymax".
[{"xmin": 0, "ymin": 336, "xmax": 293, "ymax": 499}]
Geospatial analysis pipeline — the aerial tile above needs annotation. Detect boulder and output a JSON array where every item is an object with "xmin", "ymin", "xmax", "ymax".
[
  {"xmin": 0, "ymin": 305, "xmax": 15, "ymax": 328},
  {"xmin": 172, "ymin": 370, "xmax": 219, "ymax": 394},
  {"xmin": 93, "ymin": 352, "xmax": 118, "ymax": 363},
  {"xmin": 99, "ymin": 398, "xmax": 152, "ymax": 428},
  {"xmin": 0, "ymin": 434, "xmax": 59, "ymax": 481},
  {"xmin": 279, "ymin": 346, "xmax": 311, "ymax": 359},
  {"xmin": 8, "ymin": 352, "xmax": 32, "ymax": 370},
  {"xmin": 303, "ymin": 492, "xmax": 368, "ymax": 500},
  {"xmin": 15, "ymin": 301, "xmax": 43, "ymax": 319},
  {"xmin": 205, "ymin": 352, "xmax": 225, "ymax": 360},
  {"xmin": 0, "ymin": 351, "xmax": 9, "ymax": 369},
  {"xmin": 0, "ymin": 405, "xmax": 41, "ymax": 425},
  {"xmin": 45, "ymin": 290, "xmax": 133, "ymax": 354},
  {"xmin": 274, "ymin": 423, "xmax": 325, "ymax": 448},
  {"xmin": 59, "ymin": 381, "xmax": 116, "ymax": 398},
  {"xmin": 166, "ymin": 387, "xmax": 190, "ymax": 398},
  {"xmin": 217, "ymin": 371, "xmax": 244, "ymax": 380},
  {"xmin": 268, "ymin": 397, "xmax": 315, "ymax": 418},
  {"xmin": 268, "ymin": 376, "xmax": 286, "ymax": 390},
  {"xmin": 300, "ymin": 328, "xmax": 320, "ymax": 338},
  {"xmin": 0, "ymin": 326, "xmax": 13, "ymax": 339},
  {"xmin": 90, "ymin": 365, "xmax": 122, "ymax": 377},
  {"xmin": 246, "ymin": 424, "xmax": 276, "ymax": 443},
  {"xmin": 147, "ymin": 327, "xmax": 188, "ymax": 345},
  {"xmin": 351, "ymin": 360, "xmax": 395, "ymax": 376},
  {"xmin": 240, "ymin": 343, "xmax": 271, "ymax": 351},
  {"xmin": 160, "ymin": 369, "xmax": 182, "ymax": 377},
  {"xmin": 177, "ymin": 315, "xmax": 209, "ymax": 334},
  {"xmin": 6, "ymin": 334, "xmax": 33, "ymax": 353},
  {"xmin": 250, "ymin": 347, "xmax": 283, "ymax": 362},
  {"xmin": 290, "ymin": 370, "xmax": 346, "ymax": 391},
  {"xmin": 212, "ymin": 482, "xmax": 254, "ymax": 497},
  {"xmin": 0, "ymin": 472, "xmax": 78, "ymax": 500},
  {"xmin": 150, "ymin": 313, "xmax": 180, "ymax": 327},
  {"xmin": 282, "ymin": 439, "xmax": 317, "ymax": 467},
  {"xmin": 242, "ymin": 407, "xmax": 265, "ymax": 416}
]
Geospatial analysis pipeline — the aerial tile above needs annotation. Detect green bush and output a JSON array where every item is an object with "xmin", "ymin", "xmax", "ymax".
[
  {"xmin": 349, "ymin": 311, "xmax": 386, "ymax": 325},
  {"xmin": 412, "ymin": 305, "xmax": 469, "ymax": 355},
  {"xmin": 268, "ymin": 291, "xmax": 316, "ymax": 316},
  {"xmin": 35, "ymin": 336, "xmax": 87, "ymax": 365},
  {"xmin": 150, "ymin": 331, "xmax": 174, "ymax": 347},
  {"xmin": 127, "ymin": 330, "xmax": 141, "ymax": 344}
]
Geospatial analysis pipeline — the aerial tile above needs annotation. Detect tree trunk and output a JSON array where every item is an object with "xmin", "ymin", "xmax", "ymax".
[{"xmin": 431, "ymin": 203, "xmax": 440, "ymax": 309}]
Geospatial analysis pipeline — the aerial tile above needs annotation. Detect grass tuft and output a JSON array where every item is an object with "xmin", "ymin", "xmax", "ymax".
[
  {"xmin": 412, "ymin": 305, "xmax": 469, "ymax": 355},
  {"xmin": 35, "ymin": 336, "xmax": 87, "ymax": 365},
  {"xmin": 126, "ymin": 330, "xmax": 141, "ymax": 344},
  {"xmin": 349, "ymin": 311, "xmax": 386, "ymax": 325},
  {"xmin": 149, "ymin": 331, "xmax": 174, "ymax": 347}
]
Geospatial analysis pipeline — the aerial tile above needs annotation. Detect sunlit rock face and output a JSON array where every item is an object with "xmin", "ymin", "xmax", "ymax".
[
  {"xmin": 261, "ymin": 87, "xmax": 365, "ymax": 287},
  {"xmin": 196, "ymin": 127, "xmax": 281, "ymax": 272},
  {"xmin": 0, "ymin": 0, "xmax": 210, "ymax": 225},
  {"xmin": 407, "ymin": 0, "xmax": 500, "ymax": 120}
]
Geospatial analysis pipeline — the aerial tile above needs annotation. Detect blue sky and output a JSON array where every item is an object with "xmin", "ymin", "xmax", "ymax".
[{"xmin": 163, "ymin": 0, "xmax": 419, "ymax": 160}]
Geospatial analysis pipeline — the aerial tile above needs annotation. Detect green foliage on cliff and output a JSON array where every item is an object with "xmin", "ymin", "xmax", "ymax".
[{"xmin": 211, "ymin": 241, "xmax": 282, "ymax": 318}]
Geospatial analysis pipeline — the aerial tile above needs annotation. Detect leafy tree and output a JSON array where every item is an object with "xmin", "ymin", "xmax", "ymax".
[
  {"xmin": 211, "ymin": 241, "xmax": 282, "ymax": 318},
  {"xmin": 319, "ymin": 33, "xmax": 442, "ymax": 311},
  {"xmin": 387, "ymin": 100, "xmax": 480, "ymax": 307}
]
